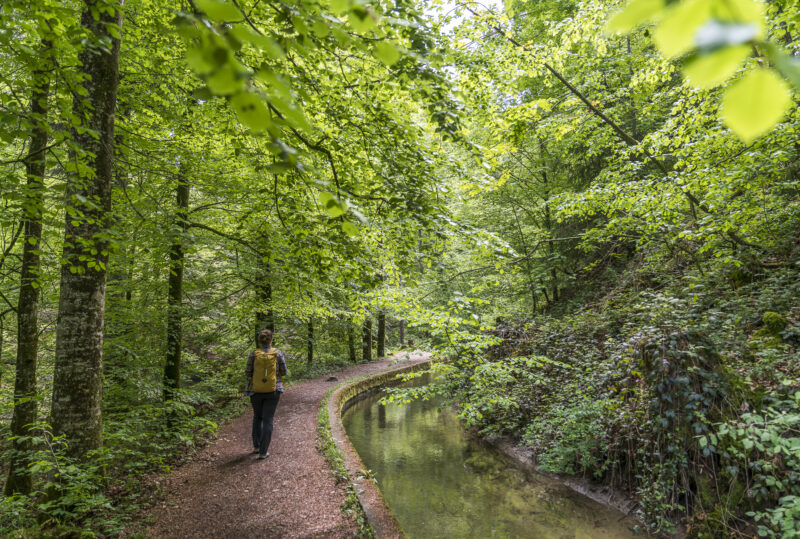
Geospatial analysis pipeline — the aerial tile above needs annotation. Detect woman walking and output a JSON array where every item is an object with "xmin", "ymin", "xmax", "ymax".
[{"xmin": 245, "ymin": 329, "xmax": 287, "ymax": 459}]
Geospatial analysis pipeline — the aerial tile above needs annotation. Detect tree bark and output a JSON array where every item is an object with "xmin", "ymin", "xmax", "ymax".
[
  {"xmin": 164, "ymin": 171, "xmax": 189, "ymax": 403},
  {"xmin": 254, "ymin": 262, "xmax": 273, "ymax": 344},
  {"xmin": 348, "ymin": 321, "xmax": 356, "ymax": 362},
  {"xmin": 399, "ymin": 319, "xmax": 405, "ymax": 348},
  {"xmin": 511, "ymin": 205, "xmax": 538, "ymax": 317},
  {"xmin": 0, "ymin": 312, "xmax": 5, "ymax": 382},
  {"xmin": 307, "ymin": 318, "xmax": 314, "ymax": 363},
  {"xmin": 362, "ymin": 317, "xmax": 372, "ymax": 363},
  {"xmin": 377, "ymin": 311, "xmax": 385, "ymax": 358},
  {"xmin": 51, "ymin": 1, "xmax": 123, "ymax": 459},
  {"xmin": 6, "ymin": 58, "xmax": 50, "ymax": 495},
  {"xmin": 540, "ymin": 142, "xmax": 559, "ymax": 304}
]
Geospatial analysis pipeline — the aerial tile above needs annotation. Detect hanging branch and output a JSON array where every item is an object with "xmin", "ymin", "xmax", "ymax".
[{"xmin": 459, "ymin": 3, "xmax": 765, "ymax": 252}]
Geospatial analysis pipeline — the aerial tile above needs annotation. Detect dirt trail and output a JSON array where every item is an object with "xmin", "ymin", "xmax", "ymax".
[{"xmin": 145, "ymin": 351, "xmax": 430, "ymax": 538}]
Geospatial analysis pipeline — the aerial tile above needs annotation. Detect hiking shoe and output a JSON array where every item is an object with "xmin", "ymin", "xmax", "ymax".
[
  {"xmin": 257, "ymin": 452, "xmax": 269, "ymax": 460},
  {"xmin": 252, "ymin": 448, "xmax": 259, "ymax": 454}
]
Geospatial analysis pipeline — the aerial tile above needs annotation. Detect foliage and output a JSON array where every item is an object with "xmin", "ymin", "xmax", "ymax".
[
  {"xmin": 1, "ymin": 0, "xmax": 800, "ymax": 534},
  {"xmin": 607, "ymin": 0, "xmax": 800, "ymax": 142}
]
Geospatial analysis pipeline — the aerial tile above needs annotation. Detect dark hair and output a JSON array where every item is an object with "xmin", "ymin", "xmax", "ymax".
[{"xmin": 257, "ymin": 329, "xmax": 273, "ymax": 348}]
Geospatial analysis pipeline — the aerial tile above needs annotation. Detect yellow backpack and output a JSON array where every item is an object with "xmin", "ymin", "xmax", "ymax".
[{"xmin": 252, "ymin": 348, "xmax": 278, "ymax": 393}]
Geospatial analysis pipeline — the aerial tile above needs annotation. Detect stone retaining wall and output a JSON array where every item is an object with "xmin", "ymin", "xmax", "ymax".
[{"xmin": 326, "ymin": 358, "xmax": 431, "ymax": 538}]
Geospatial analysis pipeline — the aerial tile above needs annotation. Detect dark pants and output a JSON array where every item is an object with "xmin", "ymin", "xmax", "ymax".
[{"xmin": 250, "ymin": 391, "xmax": 280, "ymax": 455}]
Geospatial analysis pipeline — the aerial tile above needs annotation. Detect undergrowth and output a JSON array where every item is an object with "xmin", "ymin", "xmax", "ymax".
[
  {"xmin": 0, "ymin": 345, "xmax": 370, "ymax": 537},
  {"xmin": 441, "ymin": 262, "xmax": 800, "ymax": 537}
]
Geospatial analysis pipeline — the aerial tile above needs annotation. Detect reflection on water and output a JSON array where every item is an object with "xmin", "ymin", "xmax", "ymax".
[{"xmin": 342, "ymin": 380, "xmax": 639, "ymax": 539}]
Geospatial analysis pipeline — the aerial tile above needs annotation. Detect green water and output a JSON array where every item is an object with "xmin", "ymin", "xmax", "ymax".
[{"xmin": 342, "ymin": 385, "xmax": 639, "ymax": 539}]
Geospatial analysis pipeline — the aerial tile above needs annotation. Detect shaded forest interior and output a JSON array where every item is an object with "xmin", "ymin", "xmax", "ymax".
[{"xmin": 1, "ymin": 0, "xmax": 800, "ymax": 537}]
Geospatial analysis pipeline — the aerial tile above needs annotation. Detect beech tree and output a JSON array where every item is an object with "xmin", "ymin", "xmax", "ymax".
[{"xmin": 50, "ymin": 0, "xmax": 123, "ymax": 458}]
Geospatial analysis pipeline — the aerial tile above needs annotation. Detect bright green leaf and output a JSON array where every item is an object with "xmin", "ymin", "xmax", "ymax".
[
  {"xmin": 195, "ymin": 0, "xmax": 242, "ymax": 22},
  {"xmin": 186, "ymin": 47, "xmax": 215, "ymax": 75},
  {"xmin": 763, "ymin": 42, "xmax": 800, "ymax": 91},
  {"xmin": 715, "ymin": 0, "xmax": 765, "ymax": 36},
  {"xmin": 230, "ymin": 92, "xmax": 271, "ymax": 133},
  {"xmin": 721, "ymin": 68, "xmax": 792, "ymax": 143},
  {"xmin": 683, "ymin": 45, "xmax": 749, "ymax": 88},
  {"xmin": 309, "ymin": 21, "xmax": 329, "ymax": 39},
  {"xmin": 605, "ymin": 0, "xmax": 664, "ymax": 34},
  {"xmin": 374, "ymin": 42, "xmax": 400, "ymax": 66},
  {"xmin": 230, "ymin": 27, "xmax": 285, "ymax": 59},
  {"xmin": 292, "ymin": 16, "xmax": 309, "ymax": 36},
  {"xmin": 349, "ymin": 6, "xmax": 378, "ymax": 33},
  {"xmin": 342, "ymin": 220, "xmax": 359, "ymax": 236},
  {"xmin": 207, "ymin": 65, "xmax": 243, "ymax": 95},
  {"xmin": 653, "ymin": 0, "xmax": 712, "ymax": 58},
  {"xmin": 330, "ymin": 0, "xmax": 350, "ymax": 14}
]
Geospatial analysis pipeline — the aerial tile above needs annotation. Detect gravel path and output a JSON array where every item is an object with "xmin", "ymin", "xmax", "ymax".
[{"xmin": 145, "ymin": 351, "xmax": 430, "ymax": 538}]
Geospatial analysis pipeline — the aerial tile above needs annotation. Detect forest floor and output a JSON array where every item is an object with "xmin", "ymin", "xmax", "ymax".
[{"xmin": 140, "ymin": 350, "xmax": 430, "ymax": 538}]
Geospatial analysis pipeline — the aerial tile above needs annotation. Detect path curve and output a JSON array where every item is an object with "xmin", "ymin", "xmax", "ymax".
[{"xmin": 145, "ymin": 351, "xmax": 430, "ymax": 538}]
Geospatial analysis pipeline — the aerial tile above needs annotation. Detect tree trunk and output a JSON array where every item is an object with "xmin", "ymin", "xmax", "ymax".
[
  {"xmin": 399, "ymin": 319, "xmax": 405, "ymax": 348},
  {"xmin": 254, "ymin": 262, "xmax": 273, "ymax": 344},
  {"xmin": 362, "ymin": 317, "xmax": 372, "ymax": 363},
  {"xmin": 626, "ymin": 36, "xmax": 638, "ymax": 141},
  {"xmin": 377, "ymin": 311, "xmax": 385, "ymax": 358},
  {"xmin": 511, "ymin": 205, "xmax": 538, "ymax": 318},
  {"xmin": 51, "ymin": 1, "xmax": 123, "ymax": 459},
  {"xmin": 348, "ymin": 321, "xmax": 356, "ymax": 362},
  {"xmin": 0, "ymin": 312, "xmax": 5, "ymax": 382},
  {"xmin": 164, "ymin": 172, "xmax": 189, "ymax": 403},
  {"xmin": 307, "ymin": 318, "xmax": 314, "ymax": 363},
  {"xmin": 540, "ymin": 143, "xmax": 559, "ymax": 304},
  {"xmin": 6, "ymin": 59, "xmax": 50, "ymax": 495}
]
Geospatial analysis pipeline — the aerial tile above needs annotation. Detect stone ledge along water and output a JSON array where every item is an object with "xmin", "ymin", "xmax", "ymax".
[{"xmin": 342, "ymin": 375, "xmax": 639, "ymax": 539}]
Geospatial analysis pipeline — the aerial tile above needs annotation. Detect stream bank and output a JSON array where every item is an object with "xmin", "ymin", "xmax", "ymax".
[{"xmin": 333, "ymin": 367, "xmax": 643, "ymax": 538}]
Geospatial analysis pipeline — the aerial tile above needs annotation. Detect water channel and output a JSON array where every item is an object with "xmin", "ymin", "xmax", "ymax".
[{"xmin": 342, "ymin": 378, "xmax": 639, "ymax": 538}]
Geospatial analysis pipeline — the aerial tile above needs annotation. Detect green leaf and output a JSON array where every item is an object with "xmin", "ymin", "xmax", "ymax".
[
  {"xmin": 255, "ymin": 70, "xmax": 292, "ymax": 102},
  {"xmin": 342, "ymin": 220, "xmax": 359, "ymax": 236},
  {"xmin": 313, "ymin": 20, "xmax": 331, "ymax": 38},
  {"xmin": 292, "ymin": 16, "xmax": 309, "ymax": 36},
  {"xmin": 374, "ymin": 42, "xmax": 400, "ymax": 66},
  {"xmin": 330, "ymin": 0, "xmax": 350, "ymax": 14},
  {"xmin": 763, "ymin": 42, "xmax": 800, "ymax": 92},
  {"xmin": 230, "ymin": 92, "xmax": 271, "ymax": 133},
  {"xmin": 714, "ymin": 0, "xmax": 765, "ymax": 36},
  {"xmin": 683, "ymin": 45, "xmax": 749, "ymax": 88},
  {"xmin": 270, "ymin": 97, "xmax": 312, "ymax": 133},
  {"xmin": 195, "ymin": 0, "xmax": 242, "ymax": 22},
  {"xmin": 186, "ymin": 46, "xmax": 215, "ymax": 75},
  {"xmin": 349, "ymin": 6, "xmax": 378, "ymax": 33},
  {"xmin": 230, "ymin": 27, "xmax": 285, "ymax": 59},
  {"xmin": 320, "ymin": 192, "xmax": 346, "ymax": 217},
  {"xmin": 605, "ymin": 0, "xmax": 664, "ymax": 34},
  {"xmin": 653, "ymin": 0, "xmax": 712, "ymax": 58},
  {"xmin": 206, "ymin": 65, "xmax": 243, "ymax": 95},
  {"xmin": 721, "ymin": 68, "xmax": 792, "ymax": 143}
]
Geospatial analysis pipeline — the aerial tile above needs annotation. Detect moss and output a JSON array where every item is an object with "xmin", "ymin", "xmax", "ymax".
[
  {"xmin": 762, "ymin": 312, "xmax": 787, "ymax": 335},
  {"xmin": 746, "ymin": 313, "xmax": 787, "ymax": 353}
]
